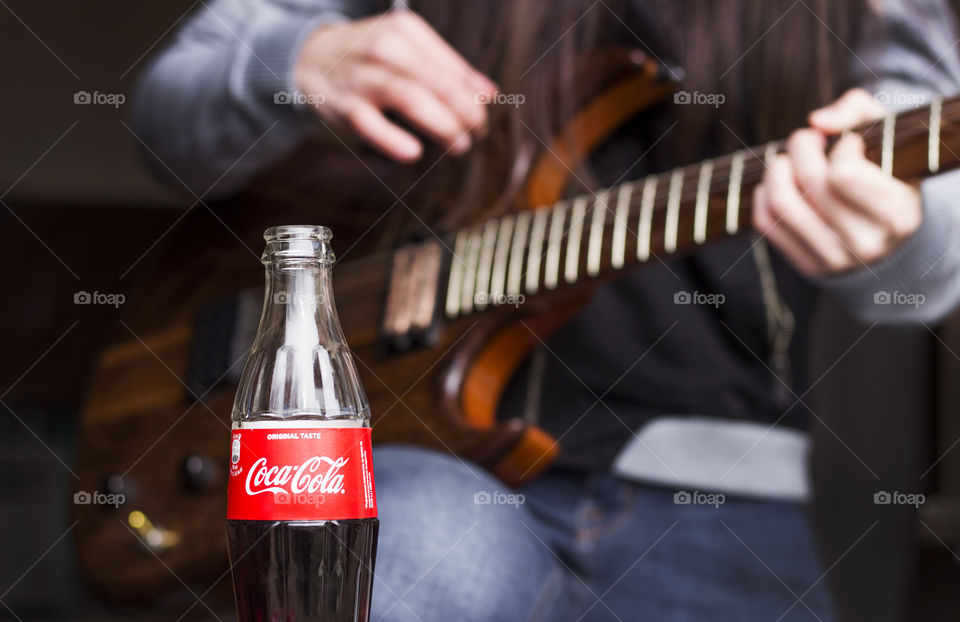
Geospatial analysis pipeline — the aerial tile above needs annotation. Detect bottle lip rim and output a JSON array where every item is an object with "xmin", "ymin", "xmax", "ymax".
[
  {"xmin": 264, "ymin": 225, "xmax": 332, "ymax": 242},
  {"xmin": 262, "ymin": 225, "xmax": 335, "ymax": 263}
]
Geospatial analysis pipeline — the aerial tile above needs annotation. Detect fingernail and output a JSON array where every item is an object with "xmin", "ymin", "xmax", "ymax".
[
  {"xmin": 476, "ymin": 74, "xmax": 498, "ymax": 93},
  {"xmin": 400, "ymin": 139, "xmax": 422, "ymax": 161},
  {"xmin": 452, "ymin": 134, "xmax": 471, "ymax": 154}
]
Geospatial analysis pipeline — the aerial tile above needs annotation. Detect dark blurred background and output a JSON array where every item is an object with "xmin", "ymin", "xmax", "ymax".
[{"xmin": 3, "ymin": 1, "xmax": 960, "ymax": 620}]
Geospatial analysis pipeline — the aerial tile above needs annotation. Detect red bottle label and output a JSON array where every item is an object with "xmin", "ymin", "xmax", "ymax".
[{"xmin": 227, "ymin": 427, "xmax": 377, "ymax": 520}]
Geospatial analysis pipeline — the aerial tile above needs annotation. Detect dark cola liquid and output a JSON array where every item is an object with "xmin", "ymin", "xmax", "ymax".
[{"xmin": 227, "ymin": 518, "xmax": 379, "ymax": 622}]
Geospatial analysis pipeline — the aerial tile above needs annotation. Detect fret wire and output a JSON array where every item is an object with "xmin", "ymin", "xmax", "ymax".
[
  {"xmin": 664, "ymin": 169, "xmax": 683, "ymax": 253},
  {"xmin": 565, "ymin": 196, "xmax": 588, "ymax": 283},
  {"xmin": 587, "ymin": 191, "xmax": 609, "ymax": 276},
  {"xmin": 507, "ymin": 211, "xmax": 531, "ymax": 297},
  {"xmin": 726, "ymin": 151, "xmax": 746, "ymax": 234},
  {"xmin": 637, "ymin": 176, "xmax": 657, "ymax": 260},
  {"xmin": 489, "ymin": 215, "xmax": 514, "ymax": 303},
  {"xmin": 460, "ymin": 227, "xmax": 483, "ymax": 314},
  {"xmin": 881, "ymin": 113, "xmax": 895, "ymax": 175},
  {"xmin": 930, "ymin": 96, "xmax": 942, "ymax": 174},
  {"xmin": 693, "ymin": 161, "xmax": 713, "ymax": 244},
  {"xmin": 445, "ymin": 230, "xmax": 468, "ymax": 318},
  {"xmin": 611, "ymin": 184, "xmax": 632, "ymax": 269},
  {"xmin": 764, "ymin": 141, "xmax": 778, "ymax": 168},
  {"xmin": 473, "ymin": 221, "xmax": 498, "ymax": 310},
  {"xmin": 544, "ymin": 203, "xmax": 566, "ymax": 290},
  {"xmin": 526, "ymin": 208, "xmax": 549, "ymax": 294}
]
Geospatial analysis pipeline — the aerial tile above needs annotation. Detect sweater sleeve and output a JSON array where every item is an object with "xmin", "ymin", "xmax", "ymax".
[
  {"xmin": 818, "ymin": 0, "xmax": 960, "ymax": 324},
  {"xmin": 131, "ymin": 0, "xmax": 375, "ymax": 198}
]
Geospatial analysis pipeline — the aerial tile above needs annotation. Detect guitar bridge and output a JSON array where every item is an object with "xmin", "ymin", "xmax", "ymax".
[{"xmin": 380, "ymin": 239, "xmax": 445, "ymax": 353}]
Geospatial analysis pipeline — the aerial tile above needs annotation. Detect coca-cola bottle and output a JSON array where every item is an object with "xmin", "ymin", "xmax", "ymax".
[{"xmin": 226, "ymin": 225, "xmax": 378, "ymax": 621}]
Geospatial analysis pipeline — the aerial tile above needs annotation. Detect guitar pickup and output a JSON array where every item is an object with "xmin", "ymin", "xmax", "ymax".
[
  {"xmin": 185, "ymin": 289, "xmax": 260, "ymax": 399},
  {"xmin": 379, "ymin": 240, "xmax": 445, "ymax": 354}
]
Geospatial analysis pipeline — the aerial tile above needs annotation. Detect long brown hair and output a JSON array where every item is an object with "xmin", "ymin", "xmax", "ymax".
[{"xmin": 379, "ymin": 0, "xmax": 863, "ymax": 241}]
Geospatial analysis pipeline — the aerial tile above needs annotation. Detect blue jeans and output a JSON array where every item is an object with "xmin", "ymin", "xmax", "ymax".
[{"xmin": 371, "ymin": 445, "xmax": 834, "ymax": 622}]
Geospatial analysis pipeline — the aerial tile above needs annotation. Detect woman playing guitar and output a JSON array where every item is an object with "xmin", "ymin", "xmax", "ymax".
[{"xmin": 132, "ymin": 0, "xmax": 960, "ymax": 619}]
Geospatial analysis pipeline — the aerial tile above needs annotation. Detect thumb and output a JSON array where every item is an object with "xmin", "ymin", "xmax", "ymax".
[{"xmin": 809, "ymin": 88, "xmax": 886, "ymax": 134}]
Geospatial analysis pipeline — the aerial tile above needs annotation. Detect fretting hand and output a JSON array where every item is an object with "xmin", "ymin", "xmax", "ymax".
[{"xmin": 752, "ymin": 88, "xmax": 922, "ymax": 276}]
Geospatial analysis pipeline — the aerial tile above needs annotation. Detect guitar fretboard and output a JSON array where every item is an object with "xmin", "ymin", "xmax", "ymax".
[{"xmin": 443, "ymin": 94, "xmax": 960, "ymax": 318}]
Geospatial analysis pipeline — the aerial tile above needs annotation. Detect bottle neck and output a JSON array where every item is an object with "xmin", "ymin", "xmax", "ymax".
[{"xmin": 260, "ymin": 260, "xmax": 337, "ymax": 349}]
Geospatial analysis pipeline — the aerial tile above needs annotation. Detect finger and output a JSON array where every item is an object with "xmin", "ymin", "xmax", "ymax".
[
  {"xmin": 808, "ymin": 88, "xmax": 886, "ymax": 134},
  {"xmin": 786, "ymin": 128, "xmax": 878, "ymax": 247},
  {"xmin": 344, "ymin": 99, "xmax": 423, "ymax": 162},
  {"xmin": 381, "ymin": 12, "xmax": 492, "ymax": 137},
  {"xmin": 827, "ymin": 133, "xmax": 922, "ymax": 238},
  {"xmin": 763, "ymin": 155, "xmax": 853, "ymax": 272},
  {"xmin": 393, "ymin": 10, "xmax": 497, "ymax": 94},
  {"xmin": 368, "ymin": 72, "xmax": 472, "ymax": 154},
  {"xmin": 785, "ymin": 128, "xmax": 828, "ymax": 199},
  {"xmin": 752, "ymin": 184, "xmax": 825, "ymax": 276}
]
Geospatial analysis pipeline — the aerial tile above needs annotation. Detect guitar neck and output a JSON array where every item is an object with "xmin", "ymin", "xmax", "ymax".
[{"xmin": 435, "ymin": 95, "xmax": 960, "ymax": 319}]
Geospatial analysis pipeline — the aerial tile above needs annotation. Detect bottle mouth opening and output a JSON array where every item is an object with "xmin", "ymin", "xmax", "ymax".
[
  {"xmin": 264, "ymin": 225, "xmax": 332, "ymax": 242},
  {"xmin": 263, "ymin": 225, "xmax": 334, "ymax": 263}
]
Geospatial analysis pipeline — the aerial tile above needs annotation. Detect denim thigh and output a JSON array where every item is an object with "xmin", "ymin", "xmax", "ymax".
[{"xmin": 371, "ymin": 445, "xmax": 575, "ymax": 622}]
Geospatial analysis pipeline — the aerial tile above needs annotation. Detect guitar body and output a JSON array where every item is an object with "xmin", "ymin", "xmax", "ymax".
[{"xmin": 74, "ymin": 49, "xmax": 675, "ymax": 603}]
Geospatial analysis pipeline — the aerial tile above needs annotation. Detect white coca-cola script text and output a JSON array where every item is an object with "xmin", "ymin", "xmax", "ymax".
[{"xmin": 245, "ymin": 456, "xmax": 349, "ymax": 496}]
